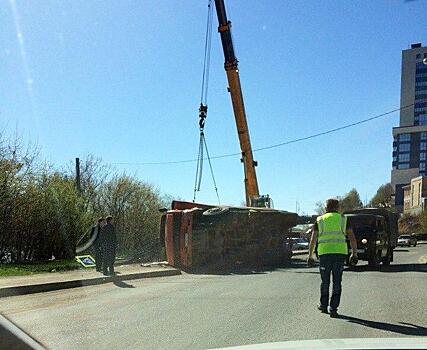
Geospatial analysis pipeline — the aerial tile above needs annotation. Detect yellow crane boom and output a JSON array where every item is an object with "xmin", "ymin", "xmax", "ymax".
[{"xmin": 214, "ymin": 0, "xmax": 271, "ymax": 207}]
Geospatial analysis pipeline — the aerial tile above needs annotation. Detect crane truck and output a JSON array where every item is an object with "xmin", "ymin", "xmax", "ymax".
[{"xmin": 159, "ymin": 0, "xmax": 297, "ymax": 270}]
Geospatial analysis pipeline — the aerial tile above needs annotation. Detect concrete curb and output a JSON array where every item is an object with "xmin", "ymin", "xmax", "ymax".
[{"xmin": 0, "ymin": 268, "xmax": 181, "ymax": 298}]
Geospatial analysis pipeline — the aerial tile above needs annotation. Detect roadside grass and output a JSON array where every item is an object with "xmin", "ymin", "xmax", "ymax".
[{"xmin": 0, "ymin": 259, "xmax": 81, "ymax": 277}]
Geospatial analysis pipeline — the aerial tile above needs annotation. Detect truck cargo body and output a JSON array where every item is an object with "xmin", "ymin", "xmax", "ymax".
[{"xmin": 160, "ymin": 201, "xmax": 298, "ymax": 270}]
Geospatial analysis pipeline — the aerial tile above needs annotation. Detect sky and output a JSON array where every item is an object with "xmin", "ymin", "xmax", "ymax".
[{"xmin": 1, "ymin": 0, "xmax": 426, "ymax": 214}]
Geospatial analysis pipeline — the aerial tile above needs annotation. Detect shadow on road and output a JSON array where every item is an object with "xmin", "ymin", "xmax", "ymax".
[
  {"xmin": 187, "ymin": 267, "xmax": 272, "ymax": 275},
  {"xmin": 186, "ymin": 258, "xmax": 313, "ymax": 275},
  {"xmin": 338, "ymin": 315, "xmax": 427, "ymax": 336},
  {"xmin": 345, "ymin": 263, "xmax": 427, "ymax": 273},
  {"xmin": 380, "ymin": 264, "xmax": 427, "ymax": 273},
  {"xmin": 393, "ymin": 249, "xmax": 409, "ymax": 252},
  {"xmin": 112, "ymin": 279, "xmax": 135, "ymax": 288},
  {"xmin": 288, "ymin": 259, "xmax": 319, "ymax": 274}
]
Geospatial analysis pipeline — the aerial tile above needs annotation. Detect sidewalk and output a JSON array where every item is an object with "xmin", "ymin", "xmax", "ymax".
[{"xmin": 0, "ymin": 263, "xmax": 181, "ymax": 298}]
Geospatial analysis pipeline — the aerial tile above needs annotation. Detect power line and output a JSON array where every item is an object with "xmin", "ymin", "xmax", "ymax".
[
  {"xmin": 110, "ymin": 104, "xmax": 412, "ymax": 166},
  {"xmin": 254, "ymin": 104, "xmax": 413, "ymax": 152}
]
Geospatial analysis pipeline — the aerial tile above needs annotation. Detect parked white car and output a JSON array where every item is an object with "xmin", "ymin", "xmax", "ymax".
[{"xmin": 397, "ymin": 234, "xmax": 417, "ymax": 247}]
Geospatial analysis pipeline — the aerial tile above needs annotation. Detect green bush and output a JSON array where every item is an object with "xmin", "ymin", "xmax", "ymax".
[{"xmin": 0, "ymin": 134, "xmax": 166, "ymax": 264}]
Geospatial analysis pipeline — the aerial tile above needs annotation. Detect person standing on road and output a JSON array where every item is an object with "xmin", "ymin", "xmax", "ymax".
[
  {"xmin": 102, "ymin": 215, "xmax": 117, "ymax": 276},
  {"xmin": 307, "ymin": 198, "xmax": 358, "ymax": 318},
  {"xmin": 93, "ymin": 217, "xmax": 105, "ymax": 272}
]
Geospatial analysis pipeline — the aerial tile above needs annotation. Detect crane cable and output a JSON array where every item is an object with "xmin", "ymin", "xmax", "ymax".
[{"xmin": 193, "ymin": 0, "xmax": 220, "ymax": 204}]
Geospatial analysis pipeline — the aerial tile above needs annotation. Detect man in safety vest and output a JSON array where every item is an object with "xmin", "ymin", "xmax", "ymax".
[{"xmin": 308, "ymin": 198, "xmax": 358, "ymax": 318}]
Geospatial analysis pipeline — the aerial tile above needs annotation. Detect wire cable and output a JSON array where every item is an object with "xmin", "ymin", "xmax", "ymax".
[
  {"xmin": 110, "ymin": 103, "xmax": 413, "ymax": 166},
  {"xmin": 254, "ymin": 103, "xmax": 413, "ymax": 152},
  {"xmin": 193, "ymin": 0, "xmax": 220, "ymax": 204},
  {"xmin": 200, "ymin": 0, "xmax": 213, "ymax": 105},
  {"xmin": 203, "ymin": 134, "xmax": 220, "ymax": 204}
]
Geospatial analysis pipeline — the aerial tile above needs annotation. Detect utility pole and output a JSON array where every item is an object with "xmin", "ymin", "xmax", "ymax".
[{"xmin": 75, "ymin": 157, "xmax": 81, "ymax": 193}]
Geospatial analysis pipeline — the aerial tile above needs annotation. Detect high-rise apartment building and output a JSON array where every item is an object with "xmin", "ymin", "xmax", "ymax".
[{"xmin": 391, "ymin": 43, "xmax": 427, "ymax": 212}]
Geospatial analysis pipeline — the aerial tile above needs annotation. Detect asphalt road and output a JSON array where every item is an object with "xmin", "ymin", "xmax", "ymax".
[{"xmin": 2, "ymin": 243, "xmax": 427, "ymax": 349}]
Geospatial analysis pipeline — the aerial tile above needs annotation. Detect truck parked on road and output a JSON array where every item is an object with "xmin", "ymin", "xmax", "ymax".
[{"xmin": 344, "ymin": 208, "xmax": 399, "ymax": 268}]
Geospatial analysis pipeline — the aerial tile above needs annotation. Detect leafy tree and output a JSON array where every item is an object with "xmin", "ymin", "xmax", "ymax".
[
  {"xmin": 315, "ymin": 188, "xmax": 362, "ymax": 215},
  {"xmin": 339, "ymin": 188, "xmax": 362, "ymax": 213},
  {"xmin": 398, "ymin": 213, "xmax": 420, "ymax": 234},
  {"xmin": 369, "ymin": 183, "xmax": 394, "ymax": 208},
  {"xmin": 0, "ymin": 130, "xmax": 167, "ymax": 264},
  {"xmin": 96, "ymin": 175, "xmax": 166, "ymax": 261}
]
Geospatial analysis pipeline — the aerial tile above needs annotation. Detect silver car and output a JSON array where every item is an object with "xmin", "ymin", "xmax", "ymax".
[
  {"xmin": 397, "ymin": 234, "xmax": 417, "ymax": 247},
  {"xmin": 291, "ymin": 237, "xmax": 309, "ymax": 250}
]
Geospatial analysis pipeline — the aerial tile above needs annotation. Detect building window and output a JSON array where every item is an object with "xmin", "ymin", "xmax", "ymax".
[
  {"xmin": 415, "ymin": 115, "xmax": 427, "ymax": 125},
  {"xmin": 420, "ymin": 161, "xmax": 426, "ymax": 170},
  {"xmin": 420, "ymin": 152, "xmax": 426, "ymax": 161},
  {"xmin": 398, "ymin": 163, "xmax": 410, "ymax": 169},
  {"xmin": 399, "ymin": 153, "xmax": 410, "ymax": 162},
  {"xmin": 399, "ymin": 143, "xmax": 411, "ymax": 152},
  {"xmin": 416, "ymin": 54, "xmax": 421, "ymax": 59},
  {"xmin": 398, "ymin": 133, "xmax": 411, "ymax": 142},
  {"xmin": 421, "ymin": 142, "xmax": 427, "ymax": 151},
  {"xmin": 415, "ymin": 86, "xmax": 427, "ymax": 95},
  {"xmin": 415, "ymin": 107, "xmax": 427, "ymax": 112},
  {"xmin": 416, "ymin": 81, "xmax": 427, "ymax": 87}
]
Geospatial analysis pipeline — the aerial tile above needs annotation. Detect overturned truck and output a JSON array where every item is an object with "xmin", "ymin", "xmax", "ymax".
[{"xmin": 160, "ymin": 201, "xmax": 298, "ymax": 270}]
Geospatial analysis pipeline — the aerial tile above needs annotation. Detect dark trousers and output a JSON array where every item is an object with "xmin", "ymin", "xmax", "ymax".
[
  {"xmin": 95, "ymin": 244, "xmax": 103, "ymax": 271},
  {"xmin": 319, "ymin": 254, "xmax": 346, "ymax": 311},
  {"xmin": 103, "ymin": 248, "xmax": 116, "ymax": 275}
]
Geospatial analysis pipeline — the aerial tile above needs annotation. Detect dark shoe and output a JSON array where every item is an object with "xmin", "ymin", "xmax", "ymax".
[
  {"xmin": 317, "ymin": 304, "xmax": 328, "ymax": 313},
  {"xmin": 329, "ymin": 309, "xmax": 339, "ymax": 318}
]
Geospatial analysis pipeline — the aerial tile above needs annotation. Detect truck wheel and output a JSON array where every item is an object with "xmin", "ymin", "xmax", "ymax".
[
  {"xmin": 203, "ymin": 207, "xmax": 229, "ymax": 216},
  {"xmin": 382, "ymin": 253, "xmax": 391, "ymax": 266},
  {"xmin": 368, "ymin": 252, "xmax": 380, "ymax": 268},
  {"xmin": 345, "ymin": 255, "xmax": 350, "ymax": 266}
]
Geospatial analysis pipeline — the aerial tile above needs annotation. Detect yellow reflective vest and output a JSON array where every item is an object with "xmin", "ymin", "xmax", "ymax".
[{"xmin": 317, "ymin": 212, "xmax": 348, "ymax": 256}]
